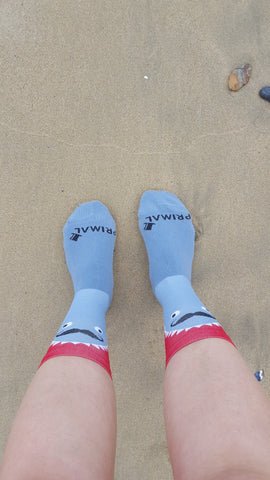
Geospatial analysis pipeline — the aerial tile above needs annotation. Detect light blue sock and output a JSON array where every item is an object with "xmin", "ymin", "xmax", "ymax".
[
  {"xmin": 40, "ymin": 201, "xmax": 116, "ymax": 376},
  {"xmin": 138, "ymin": 190, "xmax": 195, "ymax": 287},
  {"xmin": 138, "ymin": 191, "xmax": 217, "ymax": 338},
  {"xmin": 63, "ymin": 201, "xmax": 116, "ymax": 298}
]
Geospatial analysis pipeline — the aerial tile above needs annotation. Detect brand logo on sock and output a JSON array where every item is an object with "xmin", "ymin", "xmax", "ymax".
[
  {"xmin": 70, "ymin": 233, "xmax": 82, "ymax": 241},
  {"xmin": 69, "ymin": 225, "xmax": 116, "ymax": 241},
  {"xmin": 145, "ymin": 213, "xmax": 191, "ymax": 223},
  {"xmin": 144, "ymin": 222, "xmax": 156, "ymax": 231}
]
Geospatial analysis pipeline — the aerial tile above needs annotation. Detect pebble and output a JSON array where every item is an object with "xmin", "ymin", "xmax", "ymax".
[
  {"xmin": 254, "ymin": 370, "xmax": 264, "ymax": 382},
  {"xmin": 228, "ymin": 63, "xmax": 252, "ymax": 91},
  {"xmin": 259, "ymin": 86, "xmax": 270, "ymax": 102}
]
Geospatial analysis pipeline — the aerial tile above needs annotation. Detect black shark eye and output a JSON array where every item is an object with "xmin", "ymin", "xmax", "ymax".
[
  {"xmin": 62, "ymin": 322, "xmax": 72, "ymax": 329},
  {"xmin": 171, "ymin": 310, "xmax": 180, "ymax": 319},
  {"xmin": 95, "ymin": 326, "xmax": 103, "ymax": 335}
]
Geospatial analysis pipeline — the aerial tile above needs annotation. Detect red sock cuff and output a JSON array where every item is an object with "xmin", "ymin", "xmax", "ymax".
[
  {"xmin": 39, "ymin": 342, "xmax": 112, "ymax": 378},
  {"xmin": 165, "ymin": 324, "xmax": 235, "ymax": 368}
]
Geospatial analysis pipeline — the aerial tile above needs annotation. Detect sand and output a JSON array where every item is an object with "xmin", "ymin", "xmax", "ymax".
[{"xmin": 1, "ymin": 1, "xmax": 270, "ymax": 478}]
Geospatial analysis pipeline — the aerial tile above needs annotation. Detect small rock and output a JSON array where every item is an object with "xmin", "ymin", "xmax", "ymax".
[
  {"xmin": 254, "ymin": 370, "xmax": 264, "ymax": 382},
  {"xmin": 259, "ymin": 86, "xmax": 270, "ymax": 102},
  {"xmin": 228, "ymin": 63, "xmax": 252, "ymax": 91}
]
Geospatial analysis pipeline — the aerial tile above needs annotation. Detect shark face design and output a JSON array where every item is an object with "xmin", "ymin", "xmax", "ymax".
[
  {"xmin": 43, "ymin": 319, "xmax": 111, "ymax": 376},
  {"xmin": 170, "ymin": 309, "xmax": 216, "ymax": 328},
  {"xmin": 53, "ymin": 321, "xmax": 105, "ymax": 346},
  {"xmin": 165, "ymin": 307, "xmax": 219, "ymax": 337}
]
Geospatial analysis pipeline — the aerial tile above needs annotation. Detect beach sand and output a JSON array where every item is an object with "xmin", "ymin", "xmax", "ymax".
[{"xmin": 1, "ymin": 1, "xmax": 270, "ymax": 478}]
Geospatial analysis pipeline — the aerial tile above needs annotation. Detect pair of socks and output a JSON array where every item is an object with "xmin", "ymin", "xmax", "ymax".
[{"xmin": 39, "ymin": 191, "xmax": 234, "ymax": 377}]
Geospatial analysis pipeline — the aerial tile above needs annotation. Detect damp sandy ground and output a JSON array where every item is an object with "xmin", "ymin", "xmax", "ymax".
[{"xmin": 1, "ymin": 1, "xmax": 270, "ymax": 478}]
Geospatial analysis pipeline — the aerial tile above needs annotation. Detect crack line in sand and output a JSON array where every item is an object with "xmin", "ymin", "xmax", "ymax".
[
  {"xmin": 0, "ymin": 121, "xmax": 250, "ymax": 155},
  {"xmin": 186, "ymin": 126, "xmax": 248, "ymax": 150},
  {"xmin": 0, "ymin": 122, "xmax": 132, "ymax": 153}
]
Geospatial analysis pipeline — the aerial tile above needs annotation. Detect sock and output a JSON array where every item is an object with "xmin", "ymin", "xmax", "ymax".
[
  {"xmin": 138, "ymin": 190, "xmax": 235, "ymax": 367},
  {"xmin": 39, "ymin": 201, "xmax": 116, "ymax": 377}
]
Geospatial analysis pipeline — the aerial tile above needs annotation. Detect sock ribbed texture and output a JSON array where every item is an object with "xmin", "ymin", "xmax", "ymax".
[
  {"xmin": 39, "ymin": 201, "xmax": 116, "ymax": 377},
  {"xmin": 138, "ymin": 190, "xmax": 235, "ymax": 366}
]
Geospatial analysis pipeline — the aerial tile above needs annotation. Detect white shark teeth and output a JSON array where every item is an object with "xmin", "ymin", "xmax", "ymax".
[
  {"xmin": 167, "ymin": 330, "xmax": 179, "ymax": 337},
  {"xmin": 51, "ymin": 341, "xmax": 86, "ymax": 346},
  {"xmin": 165, "ymin": 322, "xmax": 219, "ymax": 337},
  {"xmin": 184, "ymin": 321, "xmax": 219, "ymax": 332},
  {"xmin": 50, "ymin": 341, "xmax": 108, "ymax": 351},
  {"xmin": 92, "ymin": 344, "xmax": 108, "ymax": 351}
]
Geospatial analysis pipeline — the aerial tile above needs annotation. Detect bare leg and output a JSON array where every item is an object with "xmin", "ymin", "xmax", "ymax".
[
  {"xmin": 0, "ymin": 357, "xmax": 116, "ymax": 480},
  {"xmin": 164, "ymin": 339, "xmax": 270, "ymax": 480},
  {"xmin": 138, "ymin": 191, "xmax": 270, "ymax": 479},
  {"xmin": 0, "ymin": 202, "xmax": 117, "ymax": 479}
]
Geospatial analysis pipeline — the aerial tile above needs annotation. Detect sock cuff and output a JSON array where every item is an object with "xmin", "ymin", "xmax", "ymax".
[
  {"xmin": 39, "ymin": 342, "xmax": 112, "ymax": 378},
  {"xmin": 165, "ymin": 323, "xmax": 236, "ymax": 368}
]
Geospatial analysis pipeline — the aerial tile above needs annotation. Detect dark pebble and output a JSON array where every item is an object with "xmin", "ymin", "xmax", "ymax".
[
  {"xmin": 259, "ymin": 86, "xmax": 270, "ymax": 102},
  {"xmin": 254, "ymin": 370, "xmax": 264, "ymax": 381}
]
